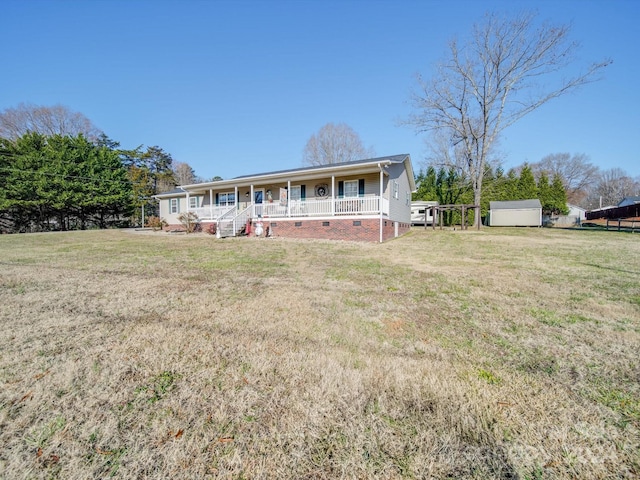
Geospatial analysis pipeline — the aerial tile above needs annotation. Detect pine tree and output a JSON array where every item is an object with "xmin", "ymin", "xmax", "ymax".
[
  {"xmin": 537, "ymin": 172, "xmax": 553, "ymax": 215},
  {"xmin": 413, "ymin": 166, "xmax": 438, "ymax": 201},
  {"xmin": 517, "ymin": 164, "xmax": 538, "ymax": 200},
  {"xmin": 502, "ymin": 169, "xmax": 519, "ymax": 200},
  {"xmin": 549, "ymin": 173, "xmax": 569, "ymax": 215}
]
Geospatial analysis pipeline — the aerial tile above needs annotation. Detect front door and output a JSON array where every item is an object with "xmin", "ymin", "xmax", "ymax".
[{"xmin": 254, "ymin": 189, "xmax": 264, "ymax": 217}]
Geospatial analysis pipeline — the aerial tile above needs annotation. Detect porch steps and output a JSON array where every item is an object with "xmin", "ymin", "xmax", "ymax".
[{"xmin": 217, "ymin": 220, "xmax": 235, "ymax": 238}]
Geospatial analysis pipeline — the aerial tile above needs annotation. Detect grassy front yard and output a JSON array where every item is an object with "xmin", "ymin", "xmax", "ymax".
[{"xmin": 0, "ymin": 227, "xmax": 638, "ymax": 478}]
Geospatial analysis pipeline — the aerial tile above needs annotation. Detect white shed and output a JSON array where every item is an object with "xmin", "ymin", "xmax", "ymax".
[{"xmin": 489, "ymin": 199, "xmax": 542, "ymax": 227}]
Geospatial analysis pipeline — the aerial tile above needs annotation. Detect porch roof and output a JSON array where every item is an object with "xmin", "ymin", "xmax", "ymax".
[{"xmin": 179, "ymin": 154, "xmax": 415, "ymax": 192}]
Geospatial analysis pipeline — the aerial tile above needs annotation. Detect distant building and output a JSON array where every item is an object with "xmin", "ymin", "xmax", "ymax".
[
  {"xmin": 410, "ymin": 201, "xmax": 438, "ymax": 226},
  {"xmin": 618, "ymin": 196, "xmax": 640, "ymax": 207},
  {"xmin": 488, "ymin": 199, "xmax": 542, "ymax": 227},
  {"xmin": 567, "ymin": 205, "xmax": 587, "ymax": 221}
]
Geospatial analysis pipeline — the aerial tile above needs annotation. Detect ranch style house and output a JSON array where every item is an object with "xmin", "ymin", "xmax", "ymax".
[{"xmin": 155, "ymin": 154, "xmax": 416, "ymax": 242}]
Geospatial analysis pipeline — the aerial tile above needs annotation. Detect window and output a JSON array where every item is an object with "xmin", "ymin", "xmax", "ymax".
[
  {"xmin": 338, "ymin": 179, "xmax": 364, "ymax": 198},
  {"xmin": 290, "ymin": 185, "xmax": 306, "ymax": 201},
  {"xmin": 217, "ymin": 192, "xmax": 236, "ymax": 207},
  {"xmin": 344, "ymin": 180, "xmax": 359, "ymax": 198},
  {"xmin": 170, "ymin": 198, "xmax": 180, "ymax": 214},
  {"xmin": 189, "ymin": 196, "xmax": 199, "ymax": 209},
  {"xmin": 393, "ymin": 181, "xmax": 399, "ymax": 199}
]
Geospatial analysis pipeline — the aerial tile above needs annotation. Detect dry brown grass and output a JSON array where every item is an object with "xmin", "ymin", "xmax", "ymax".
[{"xmin": 0, "ymin": 227, "xmax": 638, "ymax": 479}]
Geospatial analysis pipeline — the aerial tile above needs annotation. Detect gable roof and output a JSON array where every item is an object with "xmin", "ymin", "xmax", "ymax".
[
  {"xmin": 179, "ymin": 154, "xmax": 415, "ymax": 191},
  {"xmin": 490, "ymin": 199, "xmax": 542, "ymax": 210},
  {"xmin": 154, "ymin": 187, "xmax": 185, "ymax": 198},
  {"xmin": 233, "ymin": 154, "xmax": 410, "ymax": 180},
  {"xmin": 618, "ymin": 196, "xmax": 640, "ymax": 207}
]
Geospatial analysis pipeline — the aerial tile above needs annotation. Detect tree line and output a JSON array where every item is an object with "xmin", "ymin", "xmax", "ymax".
[
  {"xmin": 0, "ymin": 104, "xmax": 209, "ymax": 233},
  {"xmin": 413, "ymin": 151, "xmax": 639, "ymax": 226},
  {"xmin": 413, "ymin": 163, "xmax": 568, "ymax": 226}
]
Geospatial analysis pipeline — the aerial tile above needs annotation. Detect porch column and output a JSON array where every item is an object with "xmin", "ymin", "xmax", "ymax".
[
  {"xmin": 209, "ymin": 189, "xmax": 213, "ymax": 219},
  {"xmin": 233, "ymin": 186, "xmax": 238, "ymax": 235},
  {"xmin": 250, "ymin": 185, "xmax": 254, "ymax": 217},
  {"xmin": 379, "ymin": 166, "xmax": 384, "ymax": 243},
  {"xmin": 287, "ymin": 180, "xmax": 291, "ymax": 217},
  {"xmin": 331, "ymin": 176, "xmax": 335, "ymax": 216}
]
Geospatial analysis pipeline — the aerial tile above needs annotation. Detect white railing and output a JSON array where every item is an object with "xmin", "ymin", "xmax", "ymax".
[
  {"xmin": 233, "ymin": 205, "xmax": 252, "ymax": 235},
  {"xmin": 258, "ymin": 195, "xmax": 382, "ymax": 218},
  {"xmin": 334, "ymin": 196, "xmax": 381, "ymax": 215},
  {"xmin": 189, "ymin": 205, "xmax": 235, "ymax": 220},
  {"xmin": 190, "ymin": 196, "xmax": 385, "ymax": 223}
]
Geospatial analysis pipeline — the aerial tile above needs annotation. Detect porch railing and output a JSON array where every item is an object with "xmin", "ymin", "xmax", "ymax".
[
  {"xmin": 190, "ymin": 205, "xmax": 235, "ymax": 221},
  {"xmin": 256, "ymin": 195, "xmax": 383, "ymax": 218},
  {"xmin": 189, "ymin": 195, "xmax": 385, "ymax": 220}
]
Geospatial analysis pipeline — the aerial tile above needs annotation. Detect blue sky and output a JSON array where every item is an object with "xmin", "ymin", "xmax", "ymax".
[{"xmin": 2, "ymin": 0, "xmax": 638, "ymax": 180}]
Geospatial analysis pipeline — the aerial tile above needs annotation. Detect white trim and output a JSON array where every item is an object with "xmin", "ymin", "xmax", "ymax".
[
  {"xmin": 217, "ymin": 191, "xmax": 236, "ymax": 207},
  {"xmin": 379, "ymin": 166, "xmax": 384, "ymax": 243},
  {"xmin": 331, "ymin": 176, "xmax": 335, "ymax": 216},
  {"xmin": 344, "ymin": 179, "xmax": 359, "ymax": 198},
  {"xmin": 170, "ymin": 198, "xmax": 179, "ymax": 214}
]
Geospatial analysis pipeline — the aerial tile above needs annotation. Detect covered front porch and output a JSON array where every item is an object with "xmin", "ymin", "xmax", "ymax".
[
  {"xmin": 157, "ymin": 154, "xmax": 415, "ymax": 242},
  {"xmin": 188, "ymin": 195, "xmax": 389, "ymax": 221}
]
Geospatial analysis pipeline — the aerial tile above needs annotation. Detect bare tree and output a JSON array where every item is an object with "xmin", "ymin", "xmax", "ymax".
[
  {"xmin": 173, "ymin": 161, "xmax": 197, "ymax": 185},
  {"xmin": 303, "ymin": 123, "xmax": 374, "ymax": 166},
  {"xmin": 407, "ymin": 12, "xmax": 611, "ymax": 226},
  {"xmin": 425, "ymin": 129, "xmax": 503, "ymax": 179},
  {"xmin": 0, "ymin": 103, "xmax": 102, "ymax": 140},
  {"xmin": 585, "ymin": 168, "xmax": 640, "ymax": 209},
  {"xmin": 531, "ymin": 153, "xmax": 599, "ymax": 205}
]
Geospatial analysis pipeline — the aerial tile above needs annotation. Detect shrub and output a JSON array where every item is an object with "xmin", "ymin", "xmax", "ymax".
[
  {"xmin": 177, "ymin": 212, "xmax": 199, "ymax": 233},
  {"xmin": 146, "ymin": 216, "xmax": 166, "ymax": 231}
]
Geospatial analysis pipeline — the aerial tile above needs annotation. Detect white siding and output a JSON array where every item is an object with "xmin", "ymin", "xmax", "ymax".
[
  {"xmin": 159, "ymin": 196, "xmax": 186, "ymax": 225},
  {"xmin": 490, "ymin": 208, "xmax": 541, "ymax": 227},
  {"xmin": 386, "ymin": 163, "xmax": 412, "ymax": 224}
]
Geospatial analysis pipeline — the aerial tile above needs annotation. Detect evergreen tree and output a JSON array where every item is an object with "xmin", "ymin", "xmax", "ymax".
[
  {"xmin": 435, "ymin": 167, "xmax": 471, "ymax": 225},
  {"xmin": 142, "ymin": 146, "xmax": 176, "ymax": 194},
  {"xmin": 517, "ymin": 163, "xmax": 538, "ymax": 199},
  {"xmin": 549, "ymin": 173, "xmax": 569, "ymax": 215},
  {"xmin": 537, "ymin": 172, "xmax": 553, "ymax": 215},
  {"xmin": 0, "ymin": 133, "xmax": 132, "ymax": 231},
  {"xmin": 502, "ymin": 169, "xmax": 519, "ymax": 200},
  {"xmin": 413, "ymin": 166, "xmax": 438, "ymax": 201}
]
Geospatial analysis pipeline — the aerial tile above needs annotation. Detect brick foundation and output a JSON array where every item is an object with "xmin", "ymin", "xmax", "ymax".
[{"xmin": 165, "ymin": 218, "xmax": 411, "ymax": 242}]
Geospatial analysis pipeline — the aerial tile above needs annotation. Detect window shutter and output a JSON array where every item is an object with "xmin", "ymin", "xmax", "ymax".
[
  {"xmin": 177, "ymin": 198, "xmax": 180, "ymax": 213},
  {"xmin": 358, "ymin": 179, "xmax": 365, "ymax": 197},
  {"xmin": 215, "ymin": 193, "xmax": 219, "ymax": 205},
  {"xmin": 338, "ymin": 181, "xmax": 344, "ymax": 198},
  {"xmin": 300, "ymin": 185, "xmax": 306, "ymax": 201}
]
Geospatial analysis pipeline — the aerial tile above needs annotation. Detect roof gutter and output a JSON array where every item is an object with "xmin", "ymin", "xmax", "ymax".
[{"xmin": 180, "ymin": 157, "xmax": 401, "ymax": 191}]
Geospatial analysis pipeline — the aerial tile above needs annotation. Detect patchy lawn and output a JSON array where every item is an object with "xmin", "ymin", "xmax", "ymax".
[{"xmin": 0, "ymin": 227, "xmax": 638, "ymax": 479}]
